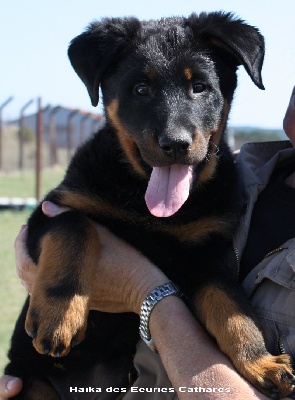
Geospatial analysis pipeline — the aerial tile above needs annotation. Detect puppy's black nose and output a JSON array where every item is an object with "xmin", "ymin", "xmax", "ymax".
[{"xmin": 158, "ymin": 136, "xmax": 191, "ymax": 156}]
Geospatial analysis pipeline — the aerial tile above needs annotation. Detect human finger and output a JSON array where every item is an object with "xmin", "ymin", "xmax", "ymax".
[
  {"xmin": 0, "ymin": 375, "xmax": 22, "ymax": 399},
  {"xmin": 14, "ymin": 225, "xmax": 36, "ymax": 282},
  {"xmin": 14, "ymin": 224, "xmax": 28, "ymax": 253},
  {"xmin": 42, "ymin": 201, "xmax": 71, "ymax": 217}
]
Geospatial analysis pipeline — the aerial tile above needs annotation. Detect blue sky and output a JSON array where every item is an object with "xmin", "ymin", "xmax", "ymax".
[{"xmin": 1, "ymin": 0, "xmax": 295, "ymax": 129}]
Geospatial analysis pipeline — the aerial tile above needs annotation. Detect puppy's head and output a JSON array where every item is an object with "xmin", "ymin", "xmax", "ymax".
[{"xmin": 68, "ymin": 12, "xmax": 264, "ymax": 217}]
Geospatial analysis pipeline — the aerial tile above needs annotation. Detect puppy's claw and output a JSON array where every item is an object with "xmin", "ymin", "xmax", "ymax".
[
  {"xmin": 54, "ymin": 344, "xmax": 65, "ymax": 358},
  {"xmin": 27, "ymin": 330, "xmax": 37, "ymax": 339},
  {"xmin": 282, "ymin": 372, "xmax": 295, "ymax": 383},
  {"xmin": 26, "ymin": 322, "xmax": 37, "ymax": 339}
]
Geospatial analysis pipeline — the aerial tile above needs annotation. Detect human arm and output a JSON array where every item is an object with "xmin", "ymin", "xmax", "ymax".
[
  {"xmin": 6, "ymin": 202, "xmax": 269, "ymax": 400},
  {"xmin": 149, "ymin": 295, "xmax": 268, "ymax": 399}
]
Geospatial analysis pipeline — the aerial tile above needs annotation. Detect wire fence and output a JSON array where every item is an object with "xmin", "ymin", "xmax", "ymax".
[
  {"xmin": 0, "ymin": 97, "xmax": 104, "ymax": 202},
  {"xmin": 1, "ymin": 97, "xmax": 104, "ymax": 173}
]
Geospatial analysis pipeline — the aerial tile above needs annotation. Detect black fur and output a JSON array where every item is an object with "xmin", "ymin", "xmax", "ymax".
[{"xmin": 5, "ymin": 12, "xmax": 295, "ymax": 400}]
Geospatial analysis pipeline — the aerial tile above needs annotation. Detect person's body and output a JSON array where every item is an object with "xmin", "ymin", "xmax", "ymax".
[{"xmin": 1, "ymin": 87, "xmax": 295, "ymax": 400}]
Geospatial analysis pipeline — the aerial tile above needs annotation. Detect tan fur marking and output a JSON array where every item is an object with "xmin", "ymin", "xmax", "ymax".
[
  {"xmin": 184, "ymin": 67, "xmax": 193, "ymax": 80},
  {"xmin": 58, "ymin": 188, "xmax": 133, "ymax": 220},
  {"xmin": 26, "ymin": 222, "xmax": 100, "ymax": 357},
  {"xmin": 196, "ymin": 284, "xmax": 254, "ymax": 358},
  {"xmin": 211, "ymin": 99, "xmax": 230, "ymax": 147},
  {"xmin": 195, "ymin": 285, "xmax": 294, "ymax": 397},
  {"xmin": 198, "ymin": 100, "xmax": 231, "ymax": 184},
  {"xmin": 243, "ymin": 354, "xmax": 294, "ymax": 398},
  {"xmin": 158, "ymin": 216, "xmax": 231, "ymax": 243},
  {"xmin": 107, "ymin": 99, "xmax": 146, "ymax": 178},
  {"xmin": 198, "ymin": 152, "xmax": 217, "ymax": 184},
  {"xmin": 190, "ymin": 130, "xmax": 209, "ymax": 156},
  {"xmin": 58, "ymin": 189, "xmax": 230, "ymax": 244}
]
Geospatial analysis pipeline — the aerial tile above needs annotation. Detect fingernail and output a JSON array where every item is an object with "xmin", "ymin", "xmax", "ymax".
[
  {"xmin": 6, "ymin": 377, "xmax": 20, "ymax": 391},
  {"xmin": 43, "ymin": 201, "xmax": 58, "ymax": 213}
]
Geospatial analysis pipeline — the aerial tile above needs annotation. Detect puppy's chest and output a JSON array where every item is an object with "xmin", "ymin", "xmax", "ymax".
[{"xmin": 97, "ymin": 214, "xmax": 210, "ymax": 277}]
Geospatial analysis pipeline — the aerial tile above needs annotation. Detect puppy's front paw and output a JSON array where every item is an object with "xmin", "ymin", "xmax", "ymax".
[
  {"xmin": 25, "ymin": 293, "xmax": 89, "ymax": 357},
  {"xmin": 244, "ymin": 353, "xmax": 295, "ymax": 399}
]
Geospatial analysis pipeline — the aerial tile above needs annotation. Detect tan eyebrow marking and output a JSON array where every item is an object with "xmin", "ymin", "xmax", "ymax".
[{"xmin": 184, "ymin": 67, "xmax": 193, "ymax": 80}]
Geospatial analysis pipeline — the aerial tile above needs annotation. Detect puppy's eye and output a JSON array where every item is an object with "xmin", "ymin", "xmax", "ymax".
[
  {"xmin": 134, "ymin": 83, "xmax": 150, "ymax": 96},
  {"xmin": 192, "ymin": 83, "xmax": 206, "ymax": 94}
]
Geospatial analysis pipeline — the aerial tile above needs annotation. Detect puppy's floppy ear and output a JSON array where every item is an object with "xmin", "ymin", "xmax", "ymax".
[
  {"xmin": 68, "ymin": 17, "xmax": 140, "ymax": 106},
  {"xmin": 187, "ymin": 12, "xmax": 265, "ymax": 89}
]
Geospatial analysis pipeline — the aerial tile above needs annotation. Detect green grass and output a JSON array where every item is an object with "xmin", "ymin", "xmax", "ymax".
[
  {"xmin": 0, "ymin": 168, "xmax": 65, "ymax": 373},
  {"xmin": 0, "ymin": 167, "xmax": 65, "ymax": 198}
]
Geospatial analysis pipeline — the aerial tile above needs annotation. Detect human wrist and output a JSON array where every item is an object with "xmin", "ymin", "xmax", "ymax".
[
  {"xmin": 139, "ymin": 281, "xmax": 184, "ymax": 351},
  {"xmin": 129, "ymin": 266, "xmax": 168, "ymax": 315}
]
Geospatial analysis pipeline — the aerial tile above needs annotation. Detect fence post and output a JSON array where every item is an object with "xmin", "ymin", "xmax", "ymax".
[
  {"xmin": 49, "ymin": 106, "xmax": 61, "ymax": 166},
  {"xmin": 67, "ymin": 109, "xmax": 79, "ymax": 163},
  {"xmin": 18, "ymin": 99, "xmax": 34, "ymax": 170},
  {"xmin": 0, "ymin": 97, "xmax": 13, "ymax": 170},
  {"xmin": 80, "ymin": 113, "xmax": 91, "ymax": 143},
  {"xmin": 36, "ymin": 98, "xmax": 43, "ymax": 202}
]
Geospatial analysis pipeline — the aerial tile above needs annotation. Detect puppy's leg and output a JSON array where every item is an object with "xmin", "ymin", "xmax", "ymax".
[
  {"xmin": 25, "ymin": 211, "xmax": 100, "ymax": 357},
  {"xmin": 195, "ymin": 282, "xmax": 295, "ymax": 399}
]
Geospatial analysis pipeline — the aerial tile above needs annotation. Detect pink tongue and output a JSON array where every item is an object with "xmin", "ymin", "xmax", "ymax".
[{"xmin": 145, "ymin": 165, "xmax": 193, "ymax": 217}]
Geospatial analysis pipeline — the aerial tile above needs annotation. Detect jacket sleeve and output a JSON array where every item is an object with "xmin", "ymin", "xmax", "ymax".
[{"xmin": 242, "ymin": 238, "xmax": 295, "ymax": 359}]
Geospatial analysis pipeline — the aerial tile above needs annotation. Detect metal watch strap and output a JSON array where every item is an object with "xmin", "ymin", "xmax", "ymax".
[{"xmin": 139, "ymin": 281, "xmax": 183, "ymax": 352}]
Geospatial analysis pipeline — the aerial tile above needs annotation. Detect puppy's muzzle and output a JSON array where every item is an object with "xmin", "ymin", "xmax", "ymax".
[{"xmin": 157, "ymin": 131, "xmax": 192, "ymax": 157}]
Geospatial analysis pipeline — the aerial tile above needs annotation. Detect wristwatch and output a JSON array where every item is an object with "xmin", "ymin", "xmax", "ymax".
[{"xmin": 139, "ymin": 281, "xmax": 183, "ymax": 352}]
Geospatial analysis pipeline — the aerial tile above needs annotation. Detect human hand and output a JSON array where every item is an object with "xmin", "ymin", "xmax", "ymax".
[
  {"xmin": 14, "ymin": 225, "xmax": 36, "ymax": 293},
  {"xmin": 15, "ymin": 201, "xmax": 168, "ymax": 315},
  {"xmin": 87, "ymin": 222, "xmax": 169, "ymax": 314},
  {"xmin": 0, "ymin": 376, "xmax": 22, "ymax": 400}
]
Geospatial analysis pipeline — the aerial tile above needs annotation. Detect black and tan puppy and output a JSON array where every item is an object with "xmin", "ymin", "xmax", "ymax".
[{"xmin": 5, "ymin": 12, "xmax": 295, "ymax": 399}]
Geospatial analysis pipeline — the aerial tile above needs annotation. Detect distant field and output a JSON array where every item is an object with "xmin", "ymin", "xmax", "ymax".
[
  {"xmin": 0, "ymin": 168, "xmax": 64, "ymax": 373},
  {"xmin": 1, "ymin": 124, "xmax": 70, "ymax": 173},
  {"xmin": 0, "ymin": 167, "xmax": 65, "ymax": 198}
]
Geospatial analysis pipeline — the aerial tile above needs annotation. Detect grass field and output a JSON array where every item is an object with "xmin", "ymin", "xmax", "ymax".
[{"xmin": 0, "ymin": 168, "xmax": 65, "ymax": 373}]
